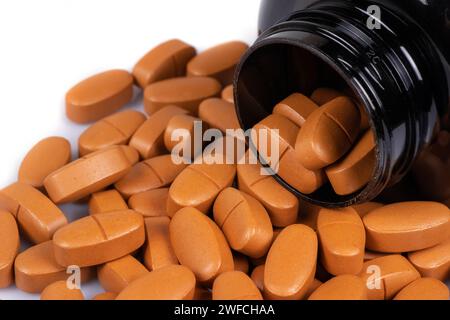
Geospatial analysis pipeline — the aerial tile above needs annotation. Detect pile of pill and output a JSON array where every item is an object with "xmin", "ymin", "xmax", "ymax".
[{"xmin": 0, "ymin": 39, "xmax": 449, "ymax": 300}]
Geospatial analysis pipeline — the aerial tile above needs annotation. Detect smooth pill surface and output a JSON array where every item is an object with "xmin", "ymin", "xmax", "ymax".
[
  {"xmin": 144, "ymin": 77, "xmax": 221, "ymax": 115},
  {"xmin": 198, "ymin": 98, "xmax": 241, "ymax": 132},
  {"xmin": 169, "ymin": 207, "xmax": 234, "ymax": 283},
  {"xmin": 310, "ymin": 88, "xmax": 342, "ymax": 105},
  {"xmin": 119, "ymin": 145, "xmax": 140, "ymax": 166},
  {"xmin": 98, "ymin": 255, "xmax": 149, "ymax": 293},
  {"xmin": 115, "ymin": 155, "xmax": 187, "ymax": 199},
  {"xmin": 89, "ymin": 190, "xmax": 128, "ymax": 215},
  {"xmin": 44, "ymin": 146, "xmax": 132, "ymax": 203},
  {"xmin": 144, "ymin": 217, "xmax": 178, "ymax": 271},
  {"xmin": 0, "ymin": 211, "xmax": 19, "ymax": 288},
  {"xmin": 363, "ymin": 201, "xmax": 450, "ymax": 252},
  {"xmin": 41, "ymin": 280, "xmax": 85, "ymax": 300},
  {"xmin": 128, "ymin": 188, "xmax": 169, "ymax": 217},
  {"xmin": 317, "ymin": 207, "xmax": 366, "ymax": 275},
  {"xmin": 251, "ymin": 265, "xmax": 265, "ymax": 292},
  {"xmin": 221, "ymin": 85, "xmax": 234, "ymax": 103},
  {"xmin": 212, "ymin": 271, "xmax": 263, "ymax": 300},
  {"xmin": 187, "ymin": 41, "xmax": 248, "ymax": 85},
  {"xmin": 163, "ymin": 114, "xmax": 205, "ymax": 157},
  {"xmin": 116, "ymin": 265, "xmax": 196, "ymax": 300},
  {"xmin": 129, "ymin": 105, "xmax": 189, "ymax": 159},
  {"xmin": 18, "ymin": 137, "xmax": 71, "ymax": 188},
  {"xmin": 66, "ymin": 70, "xmax": 134, "ymax": 123},
  {"xmin": 0, "ymin": 182, "xmax": 67, "ymax": 243},
  {"xmin": 93, "ymin": 292, "xmax": 118, "ymax": 300},
  {"xmin": 264, "ymin": 224, "xmax": 318, "ymax": 300},
  {"xmin": 393, "ymin": 278, "xmax": 449, "ymax": 300},
  {"xmin": 133, "ymin": 39, "xmax": 196, "ymax": 88},
  {"xmin": 407, "ymin": 238, "xmax": 450, "ymax": 281},
  {"xmin": 53, "ymin": 210, "xmax": 145, "ymax": 267},
  {"xmin": 213, "ymin": 188, "xmax": 273, "ymax": 258},
  {"xmin": 78, "ymin": 110, "xmax": 146, "ymax": 156},
  {"xmin": 308, "ymin": 275, "xmax": 367, "ymax": 300},
  {"xmin": 295, "ymin": 96, "xmax": 361, "ymax": 170},
  {"xmin": 273, "ymin": 93, "xmax": 319, "ymax": 127}
]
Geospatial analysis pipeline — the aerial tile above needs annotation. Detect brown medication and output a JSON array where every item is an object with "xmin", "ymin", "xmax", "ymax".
[
  {"xmin": 264, "ymin": 224, "xmax": 318, "ymax": 300},
  {"xmin": 44, "ymin": 146, "xmax": 132, "ymax": 203},
  {"xmin": 407, "ymin": 238, "xmax": 450, "ymax": 281},
  {"xmin": 169, "ymin": 207, "xmax": 234, "ymax": 283},
  {"xmin": 198, "ymin": 98, "xmax": 241, "ymax": 132},
  {"xmin": 250, "ymin": 265, "xmax": 265, "ymax": 292},
  {"xmin": 78, "ymin": 110, "xmax": 146, "ymax": 156},
  {"xmin": 393, "ymin": 278, "xmax": 449, "ymax": 300},
  {"xmin": 143, "ymin": 217, "xmax": 178, "ymax": 271},
  {"xmin": 40, "ymin": 280, "xmax": 85, "ymax": 300},
  {"xmin": 144, "ymin": 77, "xmax": 221, "ymax": 115},
  {"xmin": 98, "ymin": 255, "xmax": 149, "ymax": 293},
  {"xmin": 308, "ymin": 275, "xmax": 367, "ymax": 300},
  {"xmin": 187, "ymin": 41, "xmax": 248, "ymax": 86},
  {"xmin": 133, "ymin": 39, "xmax": 196, "ymax": 88},
  {"xmin": 213, "ymin": 188, "xmax": 273, "ymax": 258},
  {"xmin": 119, "ymin": 145, "xmax": 140, "ymax": 166},
  {"xmin": 53, "ymin": 210, "xmax": 145, "ymax": 267},
  {"xmin": 128, "ymin": 188, "xmax": 169, "ymax": 217},
  {"xmin": 295, "ymin": 96, "xmax": 361, "ymax": 170},
  {"xmin": 129, "ymin": 105, "xmax": 189, "ymax": 159},
  {"xmin": 310, "ymin": 88, "xmax": 342, "ymax": 105},
  {"xmin": 93, "ymin": 292, "xmax": 117, "ymax": 300},
  {"xmin": 352, "ymin": 201, "xmax": 384, "ymax": 218},
  {"xmin": 363, "ymin": 201, "xmax": 450, "ymax": 252},
  {"xmin": 221, "ymin": 85, "xmax": 234, "ymax": 103},
  {"xmin": 116, "ymin": 265, "xmax": 196, "ymax": 300},
  {"xmin": 0, "ymin": 211, "xmax": 19, "ymax": 288},
  {"xmin": 163, "ymin": 114, "xmax": 205, "ymax": 157},
  {"xmin": 115, "ymin": 155, "xmax": 187, "ymax": 199},
  {"xmin": 273, "ymin": 93, "xmax": 319, "ymax": 127},
  {"xmin": 89, "ymin": 190, "xmax": 128, "ymax": 215},
  {"xmin": 0, "ymin": 182, "xmax": 67, "ymax": 243},
  {"xmin": 66, "ymin": 70, "xmax": 134, "ymax": 124},
  {"xmin": 212, "ymin": 271, "xmax": 263, "ymax": 300},
  {"xmin": 233, "ymin": 253, "xmax": 250, "ymax": 274},
  {"xmin": 18, "ymin": 137, "xmax": 71, "ymax": 188}
]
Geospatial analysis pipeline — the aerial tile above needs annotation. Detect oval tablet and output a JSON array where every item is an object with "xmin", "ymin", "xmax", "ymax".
[
  {"xmin": 295, "ymin": 96, "xmax": 361, "ymax": 170},
  {"xmin": 0, "ymin": 182, "xmax": 67, "ymax": 243},
  {"xmin": 212, "ymin": 271, "xmax": 263, "ymax": 300},
  {"xmin": 18, "ymin": 137, "xmax": 71, "ymax": 188},
  {"xmin": 44, "ymin": 146, "xmax": 132, "ymax": 203},
  {"xmin": 116, "ymin": 265, "xmax": 196, "ymax": 300},
  {"xmin": 53, "ymin": 210, "xmax": 145, "ymax": 267},
  {"xmin": 221, "ymin": 85, "xmax": 234, "ymax": 103},
  {"xmin": 128, "ymin": 188, "xmax": 169, "ymax": 217},
  {"xmin": 264, "ymin": 224, "xmax": 318, "ymax": 300},
  {"xmin": 308, "ymin": 275, "xmax": 367, "ymax": 300},
  {"xmin": 163, "ymin": 114, "xmax": 205, "ymax": 158},
  {"xmin": 213, "ymin": 188, "xmax": 273, "ymax": 258},
  {"xmin": 393, "ymin": 278, "xmax": 449, "ymax": 300},
  {"xmin": 66, "ymin": 70, "xmax": 134, "ymax": 123},
  {"xmin": 14, "ymin": 241, "xmax": 93, "ymax": 293},
  {"xmin": 198, "ymin": 98, "xmax": 241, "ymax": 132},
  {"xmin": 144, "ymin": 77, "xmax": 221, "ymax": 115},
  {"xmin": 133, "ymin": 39, "xmax": 196, "ymax": 88},
  {"xmin": 169, "ymin": 207, "xmax": 234, "ymax": 283},
  {"xmin": 41, "ymin": 280, "xmax": 85, "ymax": 300},
  {"xmin": 0, "ymin": 211, "xmax": 19, "ymax": 288},
  {"xmin": 363, "ymin": 201, "xmax": 450, "ymax": 252},
  {"xmin": 89, "ymin": 189, "xmax": 128, "ymax": 215},
  {"xmin": 187, "ymin": 41, "xmax": 248, "ymax": 86},
  {"xmin": 273, "ymin": 93, "xmax": 319, "ymax": 127},
  {"xmin": 78, "ymin": 110, "xmax": 146, "ymax": 156},
  {"xmin": 407, "ymin": 238, "xmax": 450, "ymax": 281}
]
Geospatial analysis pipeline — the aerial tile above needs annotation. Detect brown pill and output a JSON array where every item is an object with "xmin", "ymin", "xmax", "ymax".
[
  {"xmin": 41, "ymin": 280, "xmax": 85, "ymax": 300},
  {"xmin": 89, "ymin": 190, "xmax": 128, "ymax": 215},
  {"xmin": 237, "ymin": 159, "xmax": 299, "ymax": 227},
  {"xmin": 115, "ymin": 155, "xmax": 187, "ymax": 199},
  {"xmin": 119, "ymin": 145, "xmax": 140, "ymax": 166},
  {"xmin": 169, "ymin": 207, "xmax": 234, "ymax": 283},
  {"xmin": 393, "ymin": 278, "xmax": 449, "ymax": 300},
  {"xmin": 310, "ymin": 88, "xmax": 342, "ymax": 105},
  {"xmin": 198, "ymin": 98, "xmax": 241, "ymax": 132},
  {"xmin": 116, "ymin": 265, "xmax": 196, "ymax": 300},
  {"xmin": 14, "ymin": 241, "xmax": 94, "ymax": 293},
  {"xmin": 187, "ymin": 41, "xmax": 248, "ymax": 86},
  {"xmin": 407, "ymin": 238, "xmax": 450, "ymax": 281},
  {"xmin": 233, "ymin": 253, "xmax": 250, "ymax": 274},
  {"xmin": 363, "ymin": 201, "xmax": 450, "ymax": 252},
  {"xmin": 305, "ymin": 278, "xmax": 323, "ymax": 299},
  {"xmin": 326, "ymin": 130, "xmax": 376, "ymax": 195},
  {"xmin": 132, "ymin": 39, "xmax": 196, "ymax": 88},
  {"xmin": 78, "ymin": 110, "xmax": 146, "ymax": 156},
  {"xmin": 143, "ymin": 217, "xmax": 178, "ymax": 271},
  {"xmin": 0, "ymin": 211, "xmax": 19, "ymax": 288},
  {"xmin": 144, "ymin": 77, "xmax": 221, "ymax": 115},
  {"xmin": 18, "ymin": 137, "xmax": 71, "ymax": 188},
  {"xmin": 254, "ymin": 114, "xmax": 325, "ymax": 194},
  {"xmin": 167, "ymin": 161, "xmax": 236, "ymax": 216},
  {"xmin": 352, "ymin": 201, "xmax": 384, "ymax": 218},
  {"xmin": 98, "ymin": 255, "xmax": 149, "ymax": 293},
  {"xmin": 317, "ymin": 207, "xmax": 366, "ymax": 275},
  {"xmin": 264, "ymin": 224, "xmax": 318, "ymax": 300},
  {"xmin": 251, "ymin": 265, "xmax": 265, "ymax": 292},
  {"xmin": 53, "ymin": 210, "xmax": 145, "ymax": 267},
  {"xmin": 66, "ymin": 70, "xmax": 134, "ymax": 124},
  {"xmin": 295, "ymin": 96, "xmax": 361, "ymax": 170},
  {"xmin": 308, "ymin": 275, "xmax": 367, "ymax": 300},
  {"xmin": 359, "ymin": 255, "xmax": 420, "ymax": 300},
  {"xmin": 273, "ymin": 93, "xmax": 319, "ymax": 127},
  {"xmin": 213, "ymin": 188, "xmax": 273, "ymax": 258},
  {"xmin": 212, "ymin": 271, "xmax": 263, "ymax": 300},
  {"xmin": 0, "ymin": 182, "xmax": 67, "ymax": 243},
  {"xmin": 44, "ymin": 146, "xmax": 132, "ymax": 204},
  {"xmin": 129, "ymin": 105, "xmax": 189, "ymax": 159},
  {"xmin": 128, "ymin": 188, "xmax": 169, "ymax": 217},
  {"xmin": 93, "ymin": 292, "xmax": 118, "ymax": 300},
  {"xmin": 221, "ymin": 85, "xmax": 234, "ymax": 103}
]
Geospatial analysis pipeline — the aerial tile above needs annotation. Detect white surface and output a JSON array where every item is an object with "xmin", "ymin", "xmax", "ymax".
[{"xmin": 0, "ymin": 0, "xmax": 259, "ymax": 300}]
